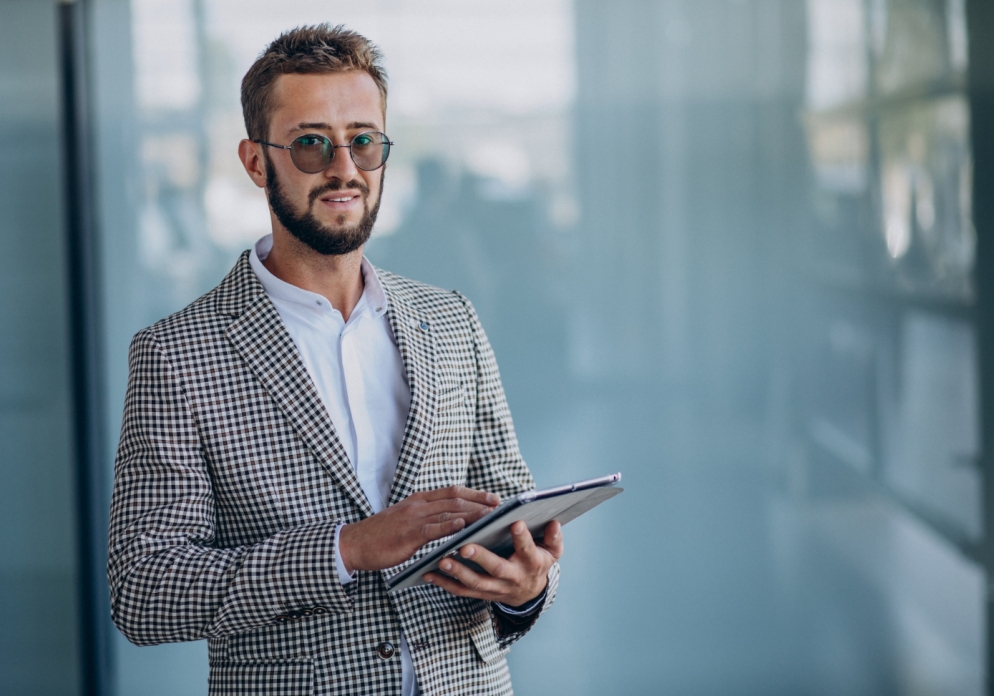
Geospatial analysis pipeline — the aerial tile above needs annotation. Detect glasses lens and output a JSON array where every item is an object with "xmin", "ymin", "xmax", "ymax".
[
  {"xmin": 290, "ymin": 134, "xmax": 333, "ymax": 173},
  {"xmin": 350, "ymin": 132, "xmax": 390, "ymax": 171}
]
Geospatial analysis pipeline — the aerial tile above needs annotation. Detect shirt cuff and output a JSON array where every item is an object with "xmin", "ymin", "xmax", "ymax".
[
  {"xmin": 494, "ymin": 587, "xmax": 546, "ymax": 617},
  {"xmin": 334, "ymin": 522, "xmax": 357, "ymax": 586}
]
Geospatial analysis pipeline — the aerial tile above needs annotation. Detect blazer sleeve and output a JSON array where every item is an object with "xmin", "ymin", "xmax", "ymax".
[
  {"xmin": 454, "ymin": 293, "xmax": 561, "ymax": 648},
  {"xmin": 107, "ymin": 328, "xmax": 353, "ymax": 646}
]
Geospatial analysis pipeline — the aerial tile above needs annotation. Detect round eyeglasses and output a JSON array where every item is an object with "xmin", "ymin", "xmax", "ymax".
[{"xmin": 253, "ymin": 131, "xmax": 393, "ymax": 173}]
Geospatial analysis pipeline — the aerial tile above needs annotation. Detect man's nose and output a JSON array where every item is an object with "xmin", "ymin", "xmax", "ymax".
[{"xmin": 323, "ymin": 142, "xmax": 359, "ymax": 181}]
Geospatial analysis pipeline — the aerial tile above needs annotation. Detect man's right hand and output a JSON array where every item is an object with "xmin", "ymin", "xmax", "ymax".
[{"xmin": 338, "ymin": 486, "xmax": 499, "ymax": 573}]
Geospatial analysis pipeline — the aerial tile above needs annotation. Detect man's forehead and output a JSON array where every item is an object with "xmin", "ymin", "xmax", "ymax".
[{"xmin": 270, "ymin": 71, "xmax": 384, "ymax": 134}]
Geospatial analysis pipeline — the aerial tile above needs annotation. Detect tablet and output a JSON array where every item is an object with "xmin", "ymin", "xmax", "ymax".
[{"xmin": 385, "ymin": 472, "xmax": 623, "ymax": 593}]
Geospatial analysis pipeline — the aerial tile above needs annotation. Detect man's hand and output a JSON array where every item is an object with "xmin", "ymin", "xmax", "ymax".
[
  {"xmin": 423, "ymin": 520, "xmax": 563, "ymax": 607},
  {"xmin": 339, "ymin": 486, "xmax": 499, "ymax": 573}
]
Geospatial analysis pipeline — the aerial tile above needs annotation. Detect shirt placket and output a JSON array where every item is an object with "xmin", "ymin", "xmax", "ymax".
[{"xmin": 340, "ymin": 314, "xmax": 383, "ymax": 513}]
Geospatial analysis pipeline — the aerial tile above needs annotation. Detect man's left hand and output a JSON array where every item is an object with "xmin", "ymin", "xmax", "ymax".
[{"xmin": 423, "ymin": 520, "xmax": 563, "ymax": 607}]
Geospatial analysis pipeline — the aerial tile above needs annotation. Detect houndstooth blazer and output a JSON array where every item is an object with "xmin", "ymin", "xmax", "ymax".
[{"xmin": 107, "ymin": 251, "xmax": 559, "ymax": 696}]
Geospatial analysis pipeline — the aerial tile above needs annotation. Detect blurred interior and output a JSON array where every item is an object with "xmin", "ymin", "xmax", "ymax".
[{"xmin": 2, "ymin": 0, "xmax": 993, "ymax": 694}]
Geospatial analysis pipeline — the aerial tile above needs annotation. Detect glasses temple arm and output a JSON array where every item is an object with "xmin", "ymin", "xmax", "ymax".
[{"xmin": 251, "ymin": 140, "xmax": 292, "ymax": 150}]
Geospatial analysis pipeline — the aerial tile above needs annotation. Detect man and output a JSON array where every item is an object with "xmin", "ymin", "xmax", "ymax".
[{"xmin": 107, "ymin": 24, "xmax": 562, "ymax": 696}]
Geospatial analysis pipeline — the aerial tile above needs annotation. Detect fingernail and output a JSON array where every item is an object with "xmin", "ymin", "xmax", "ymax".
[
  {"xmin": 464, "ymin": 546, "xmax": 476, "ymax": 558},
  {"xmin": 487, "ymin": 493, "xmax": 499, "ymax": 505},
  {"xmin": 441, "ymin": 560, "xmax": 451, "ymax": 571}
]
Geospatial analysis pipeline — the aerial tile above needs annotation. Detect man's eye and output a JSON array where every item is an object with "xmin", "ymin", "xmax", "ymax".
[
  {"xmin": 353, "ymin": 134, "xmax": 373, "ymax": 147},
  {"xmin": 298, "ymin": 135, "xmax": 323, "ymax": 147}
]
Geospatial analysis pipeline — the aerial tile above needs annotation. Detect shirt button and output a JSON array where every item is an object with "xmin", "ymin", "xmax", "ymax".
[
  {"xmin": 419, "ymin": 321, "xmax": 429, "ymax": 332},
  {"xmin": 375, "ymin": 641, "xmax": 396, "ymax": 660}
]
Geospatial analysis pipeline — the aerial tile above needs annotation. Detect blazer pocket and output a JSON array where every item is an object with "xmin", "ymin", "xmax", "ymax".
[
  {"xmin": 209, "ymin": 659, "xmax": 314, "ymax": 696},
  {"xmin": 468, "ymin": 617, "xmax": 510, "ymax": 665}
]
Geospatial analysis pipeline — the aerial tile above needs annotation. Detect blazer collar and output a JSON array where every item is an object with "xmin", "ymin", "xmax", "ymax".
[{"xmin": 215, "ymin": 251, "xmax": 263, "ymax": 318}]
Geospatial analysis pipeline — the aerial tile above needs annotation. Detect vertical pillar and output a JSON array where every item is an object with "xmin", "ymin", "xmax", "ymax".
[
  {"xmin": 59, "ymin": 1, "xmax": 113, "ymax": 694},
  {"xmin": 967, "ymin": 1, "xmax": 994, "ymax": 693}
]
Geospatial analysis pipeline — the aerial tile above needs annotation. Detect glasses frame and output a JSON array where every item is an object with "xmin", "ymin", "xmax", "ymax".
[{"xmin": 253, "ymin": 131, "xmax": 394, "ymax": 173}]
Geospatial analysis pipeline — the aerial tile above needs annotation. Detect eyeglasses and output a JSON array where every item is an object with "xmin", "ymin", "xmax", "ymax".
[{"xmin": 253, "ymin": 131, "xmax": 393, "ymax": 173}]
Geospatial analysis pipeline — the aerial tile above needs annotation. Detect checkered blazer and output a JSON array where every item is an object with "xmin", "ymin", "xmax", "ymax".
[{"xmin": 107, "ymin": 252, "xmax": 559, "ymax": 695}]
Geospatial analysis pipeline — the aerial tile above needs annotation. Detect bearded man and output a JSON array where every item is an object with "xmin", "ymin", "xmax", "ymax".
[{"xmin": 107, "ymin": 24, "xmax": 562, "ymax": 696}]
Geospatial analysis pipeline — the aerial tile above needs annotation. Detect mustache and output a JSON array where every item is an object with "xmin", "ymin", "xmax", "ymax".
[{"xmin": 309, "ymin": 178, "xmax": 370, "ymax": 206}]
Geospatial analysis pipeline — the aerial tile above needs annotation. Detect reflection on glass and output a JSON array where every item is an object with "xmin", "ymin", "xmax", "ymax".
[
  {"xmin": 873, "ymin": 0, "xmax": 967, "ymax": 95},
  {"xmin": 882, "ymin": 311, "xmax": 981, "ymax": 538},
  {"xmin": 131, "ymin": 0, "xmax": 230, "ymax": 317},
  {"xmin": 879, "ymin": 97, "xmax": 974, "ymax": 299},
  {"xmin": 805, "ymin": 115, "xmax": 870, "ymax": 194},
  {"xmin": 805, "ymin": 0, "xmax": 868, "ymax": 111}
]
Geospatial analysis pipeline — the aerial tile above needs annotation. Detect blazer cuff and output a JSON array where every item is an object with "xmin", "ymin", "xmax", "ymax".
[
  {"xmin": 272, "ymin": 519, "xmax": 353, "ymax": 619},
  {"xmin": 491, "ymin": 562, "xmax": 559, "ymax": 647}
]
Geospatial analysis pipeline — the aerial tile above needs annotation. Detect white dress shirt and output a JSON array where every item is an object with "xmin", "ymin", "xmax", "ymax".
[{"xmin": 250, "ymin": 234, "xmax": 542, "ymax": 694}]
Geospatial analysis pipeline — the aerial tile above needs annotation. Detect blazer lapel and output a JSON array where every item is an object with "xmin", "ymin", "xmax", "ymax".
[
  {"xmin": 220, "ymin": 254, "xmax": 373, "ymax": 518},
  {"xmin": 384, "ymin": 290, "xmax": 438, "ymax": 506}
]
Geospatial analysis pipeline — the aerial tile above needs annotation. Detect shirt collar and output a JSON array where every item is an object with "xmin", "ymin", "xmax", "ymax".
[{"xmin": 248, "ymin": 234, "xmax": 388, "ymax": 318}]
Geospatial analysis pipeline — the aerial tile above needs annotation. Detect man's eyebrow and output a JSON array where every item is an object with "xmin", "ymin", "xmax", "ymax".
[{"xmin": 289, "ymin": 121, "xmax": 381, "ymax": 134}]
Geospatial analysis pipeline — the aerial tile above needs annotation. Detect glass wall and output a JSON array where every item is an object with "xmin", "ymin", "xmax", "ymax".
[
  {"xmin": 0, "ymin": 2, "xmax": 81, "ymax": 695},
  {"xmin": 83, "ymin": 0, "xmax": 985, "ymax": 694}
]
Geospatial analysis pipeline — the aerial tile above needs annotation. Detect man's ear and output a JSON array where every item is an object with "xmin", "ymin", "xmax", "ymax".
[{"xmin": 238, "ymin": 139, "xmax": 268, "ymax": 189}]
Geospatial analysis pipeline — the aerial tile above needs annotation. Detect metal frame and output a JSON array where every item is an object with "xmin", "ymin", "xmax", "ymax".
[
  {"xmin": 59, "ymin": 1, "xmax": 113, "ymax": 694},
  {"xmin": 967, "ymin": 1, "xmax": 994, "ymax": 692}
]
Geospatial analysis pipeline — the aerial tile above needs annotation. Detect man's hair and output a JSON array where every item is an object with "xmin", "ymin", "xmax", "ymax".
[{"xmin": 241, "ymin": 24, "xmax": 388, "ymax": 142}]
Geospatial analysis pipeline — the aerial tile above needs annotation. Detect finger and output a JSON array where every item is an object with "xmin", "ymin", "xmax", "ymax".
[
  {"xmin": 421, "ymin": 485, "xmax": 500, "ymax": 507},
  {"xmin": 423, "ymin": 506, "xmax": 493, "ymax": 528},
  {"xmin": 539, "ymin": 520, "xmax": 564, "ymax": 560},
  {"xmin": 419, "ymin": 497, "xmax": 495, "ymax": 521},
  {"xmin": 423, "ymin": 572, "xmax": 485, "ymax": 599},
  {"xmin": 458, "ymin": 544, "xmax": 514, "ymax": 580},
  {"xmin": 419, "ymin": 517, "xmax": 465, "ymax": 543},
  {"xmin": 510, "ymin": 520, "xmax": 539, "ymax": 562},
  {"xmin": 436, "ymin": 557, "xmax": 504, "ymax": 594}
]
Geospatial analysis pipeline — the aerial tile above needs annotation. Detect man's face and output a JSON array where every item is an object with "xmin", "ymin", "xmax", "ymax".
[{"xmin": 262, "ymin": 71, "xmax": 386, "ymax": 255}]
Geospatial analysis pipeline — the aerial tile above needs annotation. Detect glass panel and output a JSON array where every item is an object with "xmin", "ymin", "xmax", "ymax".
[
  {"xmin": 800, "ymin": 0, "xmax": 979, "ymax": 551},
  {"xmin": 0, "ymin": 1, "xmax": 81, "ymax": 694}
]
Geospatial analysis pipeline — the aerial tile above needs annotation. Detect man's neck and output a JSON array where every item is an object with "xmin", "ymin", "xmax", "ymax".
[{"xmin": 262, "ymin": 227, "xmax": 365, "ymax": 322}]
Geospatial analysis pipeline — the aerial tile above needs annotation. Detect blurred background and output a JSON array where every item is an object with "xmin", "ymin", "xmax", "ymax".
[{"xmin": 2, "ymin": 0, "xmax": 993, "ymax": 694}]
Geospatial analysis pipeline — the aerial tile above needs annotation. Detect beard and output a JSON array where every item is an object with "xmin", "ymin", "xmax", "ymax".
[{"xmin": 264, "ymin": 152, "xmax": 382, "ymax": 256}]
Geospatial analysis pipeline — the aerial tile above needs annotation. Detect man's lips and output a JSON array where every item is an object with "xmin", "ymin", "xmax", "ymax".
[
  {"xmin": 318, "ymin": 191, "xmax": 363, "ymax": 209},
  {"xmin": 321, "ymin": 193, "xmax": 359, "ymax": 202}
]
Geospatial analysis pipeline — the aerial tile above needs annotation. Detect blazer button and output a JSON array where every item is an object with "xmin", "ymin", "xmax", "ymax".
[{"xmin": 376, "ymin": 642, "xmax": 396, "ymax": 660}]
